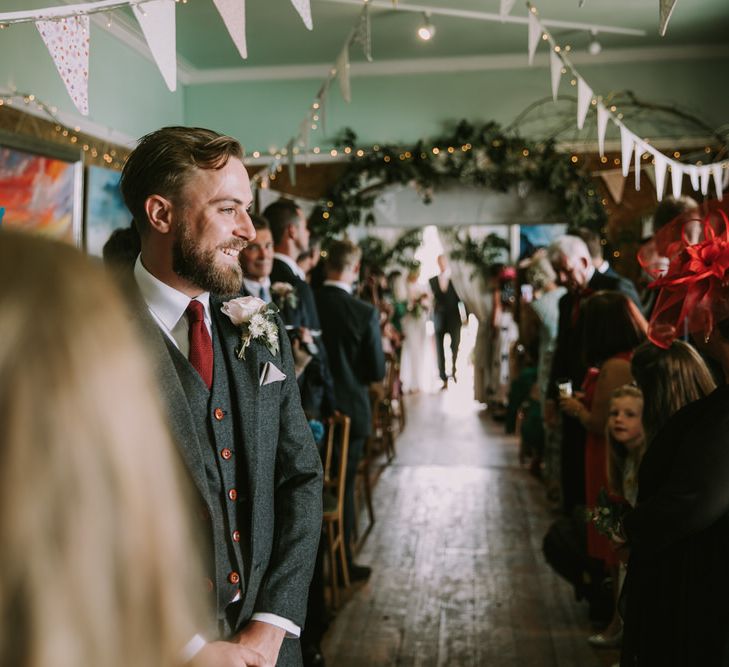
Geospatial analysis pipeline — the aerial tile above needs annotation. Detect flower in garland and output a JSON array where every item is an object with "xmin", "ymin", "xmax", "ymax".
[{"xmin": 221, "ymin": 296, "xmax": 279, "ymax": 360}]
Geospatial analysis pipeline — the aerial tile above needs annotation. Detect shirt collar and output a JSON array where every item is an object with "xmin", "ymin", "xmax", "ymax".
[
  {"xmin": 243, "ymin": 276, "xmax": 271, "ymax": 295},
  {"xmin": 134, "ymin": 255, "xmax": 211, "ymax": 330},
  {"xmin": 274, "ymin": 252, "xmax": 306, "ymax": 280},
  {"xmin": 323, "ymin": 279, "xmax": 353, "ymax": 295},
  {"xmin": 597, "ymin": 260, "xmax": 610, "ymax": 274}
]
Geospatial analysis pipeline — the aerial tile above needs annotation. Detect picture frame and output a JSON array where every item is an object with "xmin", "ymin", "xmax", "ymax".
[
  {"xmin": 84, "ymin": 164, "xmax": 131, "ymax": 258},
  {"xmin": 0, "ymin": 129, "xmax": 83, "ymax": 246}
]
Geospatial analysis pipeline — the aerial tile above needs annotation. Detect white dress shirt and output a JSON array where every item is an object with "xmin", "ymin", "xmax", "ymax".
[
  {"xmin": 322, "ymin": 279, "xmax": 353, "ymax": 294},
  {"xmin": 243, "ymin": 276, "xmax": 272, "ymax": 302},
  {"xmin": 133, "ymin": 257, "xmax": 300, "ymax": 654},
  {"xmin": 274, "ymin": 252, "xmax": 306, "ymax": 281}
]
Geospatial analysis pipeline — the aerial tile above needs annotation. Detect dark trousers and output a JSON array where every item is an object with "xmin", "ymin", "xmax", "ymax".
[
  {"xmin": 435, "ymin": 324, "xmax": 461, "ymax": 382},
  {"xmin": 343, "ymin": 436, "xmax": 365, "ymax": 565},
  {"xmin": 560, "ymin": 415, "xmax": 586, "ymax": 515}
]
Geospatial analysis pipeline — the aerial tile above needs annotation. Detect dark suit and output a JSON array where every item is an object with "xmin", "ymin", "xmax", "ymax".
[
  {"xmin": 271, "ymin": 257, "xmax": 320, "ymax": 330},
  {"xmin": 132, "ymin": 285, "xmax": 323, "ymax": 666},
  {"xmin": 315, "ymin": 283, "xmax": 385, "ymax": 563},
  {"xmin": 429, "ymin": 275, "xmax": 462, "ymax": 382},
  {"xmin": 548, "ymin": 269, "xmax": 641, "ymax": 514}
]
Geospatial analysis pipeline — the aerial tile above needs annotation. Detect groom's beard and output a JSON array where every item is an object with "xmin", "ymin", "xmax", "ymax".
[{"xmin": 172, "ymin": 224, "xmax": 244, "ymax": 295}]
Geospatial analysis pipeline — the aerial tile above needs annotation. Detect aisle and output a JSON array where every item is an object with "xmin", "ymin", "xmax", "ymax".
[{"xmin": 321, "ymin": 357, "xmax": 617, "ymax": 666}]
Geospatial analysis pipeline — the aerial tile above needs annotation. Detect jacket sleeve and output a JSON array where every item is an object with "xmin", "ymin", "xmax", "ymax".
[
  {"xmin": 546, "ymin": 292, "xmax": 570, "ymax": 400},
  {"xmin": 253, "ymin": 317, "xmax": 323, "ymax": 627},
  {"xmin": 361, "ymin": 306, "xmax": 386, "ymax": 384}
]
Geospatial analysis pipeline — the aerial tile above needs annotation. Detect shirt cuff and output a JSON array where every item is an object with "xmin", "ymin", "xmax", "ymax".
[
  {"xmin": 251, "ymin": 613, "xmax": 301, "ymax": 638},
  {"xmin": 181, "ymin": 634, "xmax": 207, "ymax": 663}
]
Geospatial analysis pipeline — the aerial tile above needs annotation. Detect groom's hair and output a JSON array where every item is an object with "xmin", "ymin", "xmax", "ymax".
[
  {"xmin": 120, "ymin": 126, "xmax": 243, "ymax": 235},
  {"xmin": 326, "ymin": 239, "xmax": 361, "ymax": 274}
]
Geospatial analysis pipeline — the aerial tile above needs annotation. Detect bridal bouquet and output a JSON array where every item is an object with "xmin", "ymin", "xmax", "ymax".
[{"xmin": 584, "ymin": 488, "xmax": 631, "ymax": 539}]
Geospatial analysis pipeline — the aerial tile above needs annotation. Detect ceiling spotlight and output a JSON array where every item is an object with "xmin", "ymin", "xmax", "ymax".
[
  {"xmin": 417, "ymin": 13, "xmax": 436, "ymax": 41},
  {"xmin": 588, "ymin": 30, "xmax": 602, "ymax": 55}
]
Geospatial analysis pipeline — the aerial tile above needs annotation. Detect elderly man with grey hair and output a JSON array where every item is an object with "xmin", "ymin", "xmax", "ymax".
[{"xmin": 544, "ymin": 234, "xmax": 641, "ymax": 516}]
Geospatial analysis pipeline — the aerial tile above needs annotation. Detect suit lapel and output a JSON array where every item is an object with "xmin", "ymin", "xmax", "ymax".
[
  {"xmin": 128, "ymin": 294, "xmax": 212, "ymax": 505},
  {"xmin": 211, "ymin": 295, "xmax": 260, "ymax": 498}
]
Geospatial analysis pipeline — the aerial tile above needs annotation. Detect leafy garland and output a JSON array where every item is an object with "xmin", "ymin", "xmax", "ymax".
[
  {"xmin": 358, "ymin": 228, "xmax": 423, "ymax": 271},
  {"xmin": 311, "ymin": 120, "xmax": 606, "ymax": 239},
  {"xmin": 444, "ymin": 230, "xmax": 511, "ymax": 280}
]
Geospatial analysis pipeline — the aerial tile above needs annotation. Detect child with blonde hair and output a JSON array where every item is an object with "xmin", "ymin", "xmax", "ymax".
[{"xmin": 606, "ymin": 385, "xmax": 646, "ymax": 507}]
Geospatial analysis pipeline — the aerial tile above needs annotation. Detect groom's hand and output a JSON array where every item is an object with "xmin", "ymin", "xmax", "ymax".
[
  {"xmin": 192, "ymin": 640, "xmax": 271, "ymax": 667},
  {"xmin": 233, "ymin": 621, "xmax": 285, "ymax": 666}
]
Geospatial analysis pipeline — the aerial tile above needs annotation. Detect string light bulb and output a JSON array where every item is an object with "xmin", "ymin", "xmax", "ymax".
[{"xmin": 417, "ymin": 12, "xmax": 436, "ymax": 41}]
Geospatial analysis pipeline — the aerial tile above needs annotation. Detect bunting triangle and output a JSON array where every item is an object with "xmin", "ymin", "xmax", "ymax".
[
  {"xmin": 659, "ymin": 0, "xmax": 677, "ymax": 37},
  {"xmin": 700, "ymin": 165, "xmax": 711, "ymax": 195},
  {"xmin": 619, "ymin": 124, "xmax": 633, "ymax": 178},
  {"xmin": 634, "ymin": 141, "xmax": 642, "ymax": 192},
  {"xmin": 336, "ymin": 45, "xmax": 351, "ymax": 103},
  {"xmin": 133, "ymin": 0, "xmax": 177, "ymax": 91},
  {"xmin": 212, "ymin": 0, "xmax": 247, "ymax": 59},
  {"xmin": 500, "ymin": 0, "xmax": 517, "ymax": 18},
  {"xmin": 712, "ymin": 164, "xmax": 724, "ymax": 201},
  {"xmin": 576, "ymin": 78, "xmax": 593, "ymax": 130},
  {"xmin": 600, "ymin": 171, "xmax": 626, "ymax": 205},
  {"xmin": 527, "ymin": 12, "xmax": 542, "ymax": 66},
  {"xmin": 671, "ymin": 162, "xmax": 683, "ymax": 198},
  {"xmin": 352, "ymin": 3, "xmax": 372, "ymax": 62},
  {"xmin": 688, "ymin": 165, "xmax": 700, "ymax": 191},
  {"xmin": 287, "ymin": 138, "xmax": 297, "ymax": 187},
  {"xmin": 596, "ymin": 103, "xmax": 609, "ymax": 157},
  {"xmin": 290, "ymin": 0, "xmax": 313, "ymax": 30},
  {"xmin": 36, "ymin": 15, "xmax": 90, "ymax": 115},
  {"xmin": 654, "ymin": 154, "xmax": 668, "ymax": 201},
  {"xmin": 549, "ymin": 51, "xmax": 561, "ymax": 102}
]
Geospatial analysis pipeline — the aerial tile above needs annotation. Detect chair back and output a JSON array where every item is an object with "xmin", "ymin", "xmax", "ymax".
[{"xmin": 323, "ymin": 414, "xmax": 350, "ymax": 518}]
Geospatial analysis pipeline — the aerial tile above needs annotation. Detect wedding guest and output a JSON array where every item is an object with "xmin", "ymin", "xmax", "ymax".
[
  {"xmin": 620, "ymin": 339, "xmax": 721, "ymax": 667},
  {"xmin": 0, "ymin": 230, "xmax": 201, "ymax": 667},
  {"xmin": 430, "ymin": 254, "xmax": 464, "ymax": 389},
  {"xmin": 575, "ymin": 227, "xmax": 617, "ymax": 277},
  {"xmin": 521, "ymin": 253, "xmax": 566, "ymax": 500},
  {"xmin": 315, "ymin": 239, "xmax": 386, "ymax": 581},
  {"xmin": 606, "ymin": 385, "xmax": 645, "ymax": 508},
  {"xmin": 488, "ymin": 266, "xmax": 519, "ymax": 417},
  {"xmin": 546, "ymin": 234, "xmax": 641, "ymax": 514},
  {"xmin": 102, "ymin": 221, "xmax": 140, "ymax": 272},
  {"xmin": 120, "ymin": 126, "xmax": 323, "ymax": 666},
  {"xmin": 239, "ymin": 214, "xmax": 274, "ymax": 302},
  {"xmin": 266, "ymin": 198, "xmax": 320, "ymax": 330},
  {"xmin": 559, "ymin": 291, "xmax": 647, "ymax": 646}
]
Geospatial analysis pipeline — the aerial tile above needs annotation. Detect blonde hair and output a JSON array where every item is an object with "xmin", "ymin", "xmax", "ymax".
[
  {"xmin": 606, "ymin": 385, "xmax": 645, "ymax": 497},
  {"xmin": 0, "ymin": 231, "xmax": 202, "ymax": 667}
]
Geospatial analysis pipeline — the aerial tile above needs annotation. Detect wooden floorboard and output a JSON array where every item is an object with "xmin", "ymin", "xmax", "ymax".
[{"xmin": 322, "ymin": 351, "xmax": 618, "ymax": 667}]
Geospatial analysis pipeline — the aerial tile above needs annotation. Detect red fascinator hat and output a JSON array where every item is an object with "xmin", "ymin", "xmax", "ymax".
[{"xmin": 640, "ymin": 199, "xmax": 729, "ymax": 348}]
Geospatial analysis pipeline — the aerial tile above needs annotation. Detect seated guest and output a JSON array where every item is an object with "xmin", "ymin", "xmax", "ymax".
[
  {"xmin": 240, "ymin": 214, "xmax": 274, "ymax": 302},
  {"xmin": 0, "ymin": 230, "xmax": 201, "ymax": 667},
  {"xmin": 315, "ymin": 240, "xmax": 386, "ymax": 581}
]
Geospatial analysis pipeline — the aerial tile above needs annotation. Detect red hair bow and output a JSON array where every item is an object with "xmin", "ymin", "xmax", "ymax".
[{"xmin": 639, "ymin": 201, "xmax": 729, "ymax": 348}]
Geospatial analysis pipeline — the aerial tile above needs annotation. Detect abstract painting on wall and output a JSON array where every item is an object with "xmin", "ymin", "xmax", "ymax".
[
  {"xmin": 0, "ymin": 143, "xmax": 82, "ymax": 244},
  {"xmin": 84, "ymin": 165, "xmax": 131, "ymax": 257},
  {"xmin": 519, "ymin": 223, "xmax": 568, "ymax": 259}
]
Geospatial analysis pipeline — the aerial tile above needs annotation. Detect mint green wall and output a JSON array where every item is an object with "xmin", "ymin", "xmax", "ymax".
[
  {"xmin": 184, "ymin": 56, "xmax": 729, "ymax": 153},
  {"xmin": 0, "ymin": 21, "xmax": 184, "ymax": 140}
]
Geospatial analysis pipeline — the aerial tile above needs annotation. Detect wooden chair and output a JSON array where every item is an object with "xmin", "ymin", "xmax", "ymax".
[{"xmin": 322, "ymin": 413, "xmax": 351, "ymax": 608}]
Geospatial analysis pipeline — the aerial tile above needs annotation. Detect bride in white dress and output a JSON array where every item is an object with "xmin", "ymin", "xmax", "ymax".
[{"xmin": 399, "ymin": 266, "xmax": 432, "ymax": 393}]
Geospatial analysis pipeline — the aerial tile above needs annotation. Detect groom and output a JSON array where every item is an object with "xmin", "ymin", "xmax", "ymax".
[{"xmin": 120, "ymin": 126, "xmax": 323, "ymax": 667}]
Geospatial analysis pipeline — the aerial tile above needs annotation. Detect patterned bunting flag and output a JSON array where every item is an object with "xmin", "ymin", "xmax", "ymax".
[{"xmin": 36, "ymin": 15, "xmax": 90, "ymax": 115}]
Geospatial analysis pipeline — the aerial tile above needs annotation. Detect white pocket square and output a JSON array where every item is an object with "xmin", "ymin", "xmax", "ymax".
[{"xmin": 259, "ymin": 361, "xmax": 287, "ymax": 387}]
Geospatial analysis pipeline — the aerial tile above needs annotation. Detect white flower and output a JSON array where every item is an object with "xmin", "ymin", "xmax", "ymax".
[
  {"xmin": 221, "ymin": 296, "xmax": 266, "ymax": 325},
  {"xmin": 248, "ymin": 313, "xmax": 267, "ymax": 338},
  {"xmin": 270, "ymin": 282, "xmax": 294, "ymax": 296}
]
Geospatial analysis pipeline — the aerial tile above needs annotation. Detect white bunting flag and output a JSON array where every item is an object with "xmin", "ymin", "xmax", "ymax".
[
  {"xmin": 576, "ymin": 77, "xmax": 593, "ymax": 130},
  {"xmin": 619, "ymin": 124, "xmax": 633, "ymax": 178},
  {"xmin": 659, "ymin": 0, "xmax": 678, "ymax": 37},
  {"xmin": 500, "ymin": 0, "xmax": 517, "ymax": 18},
  {"xmin": 712, "ymin": 164, "xmax": 724, "ymax": 201},
  {"xmin": 600, "ymin": 171, "xmax": 626, "ymax": 205},
  {"xmin": 290, "ymin": 0, "xmax": 313, "ymax": 30},
  {"xmin": 688, "ymin": 165, "xmax": 700, "ymax": 192},
  {"xmin": 133, "ymin": 0, "xmax": 177, "ymax": 91},
  {"xmin": 527, "ymin": 11, "xmax": 542, "ymax": 66},
  {"xmin": 336, "ymin": 46, "xmax": 351, "ymax": 103},
  {"xmin": 634, "ymin": 141, "xmax": 642, "ymax": 191},
  {"xmin": 596, "ymin": 102, "xmax": 609, "ymax": 157},
  {"xmin": 36, "ymin": 15, "xmax": 90, "ymax": 115},
  {"xmin": 700, "ymin": 165, "xmax": 711, "ymax": 195},
  {"xmin": 549, "ymin": 51, "xmax": 562, "ymax": 102},
  {"xmin": 213, "ymin": 0, "xmax": 247, "ymax": 59},
  {"xmin": 671, "ymin": 162, "xmax": 684, "ymax": 199},
  {"xmin": 654, "ymin": 153, "xmax": 668, "ymax": 201}
]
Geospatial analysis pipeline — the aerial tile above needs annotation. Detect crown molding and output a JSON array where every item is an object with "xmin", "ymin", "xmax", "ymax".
[{"xmin": 184, "ymin": 43, "xmax": 729, "ymax": 85}]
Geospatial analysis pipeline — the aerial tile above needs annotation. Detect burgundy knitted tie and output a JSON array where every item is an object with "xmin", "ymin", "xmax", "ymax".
[{"xmin": 186, "ymin": 300, "xmax": 213, "ymax": 389}]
